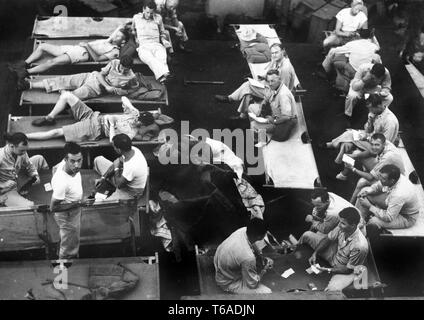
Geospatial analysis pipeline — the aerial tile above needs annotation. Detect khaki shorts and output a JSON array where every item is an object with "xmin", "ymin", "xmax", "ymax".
[
  {"xmin": 60, "ymin": 45, "xmax": 89, "ymax": 64},
  {"xmin": 62, "ymin": 100, "xmax": 103, "ymax": 142}
]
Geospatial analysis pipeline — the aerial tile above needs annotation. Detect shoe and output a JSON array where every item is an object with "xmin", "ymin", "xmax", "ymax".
[
  {"xmin": 17, "ymin": 78, "xmax": 30, "ymax": 91},
  {"xmin": 214, "ymin": 94, "xmax": 230, "ymax": 103},
  {"xmin": 31, "ymin": 117, "xmax": 56, "ymax": 127},
  {"xmin": 336, "ymin": 172, "xmax": 348, "ymax": 181}
]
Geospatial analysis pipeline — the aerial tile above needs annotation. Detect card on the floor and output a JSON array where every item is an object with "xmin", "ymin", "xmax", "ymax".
[{"xmin": 281, "ymin": 268, "xmax": 295, "ymax": 278}]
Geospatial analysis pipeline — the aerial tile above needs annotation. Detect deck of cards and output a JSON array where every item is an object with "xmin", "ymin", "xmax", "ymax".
[{"xmin": 306, "ymin": 264, "xmax": 322, "ymax": 275}]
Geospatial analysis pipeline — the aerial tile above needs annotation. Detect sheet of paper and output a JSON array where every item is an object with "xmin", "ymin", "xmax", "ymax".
[
  {"xmin": 305, "ymin": 267, "xmax": 314, "ymax": 274},
  {"xmin": 248, "ymin": 77, "xmax": 265, "ymax": 89},
  {"xmin": 281, "ymin": 268, "xmax": 295, "ymax": 278},
  {"xmin": 342, "ymin": 154, "xmax": 355, "ymax": 166},
  {"xmin": 44, "ymin": 183, "xmax": 52, "ymax": 192},
  {"xmin": 248, "ymin": 112, "xmax": 268, "ymax": 123}
]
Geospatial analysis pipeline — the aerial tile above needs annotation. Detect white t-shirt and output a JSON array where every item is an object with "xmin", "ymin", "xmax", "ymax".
[
  {"xmin": 336, "ymin": 39, "xmax": 379, "ymax": 71},
  {"xmin": 122, "ymin": 147, "xmax": 148, "ymax": 189},
  {"xmin": 336, "ymin": 8, "xmax": 367, "ymax": 32},
  {"xmin": 51, "ymin": 162, "xmax": 83, "ymax": 203}
]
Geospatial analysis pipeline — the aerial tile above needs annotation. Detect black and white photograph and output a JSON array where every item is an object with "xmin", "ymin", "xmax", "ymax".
[{"xmin": 0, "ymin": 0, "xmax": 423, "ymax": 307}]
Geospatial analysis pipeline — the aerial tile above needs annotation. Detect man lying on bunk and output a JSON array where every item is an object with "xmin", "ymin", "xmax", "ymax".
[
  {"xmin": 93, "ymin": 133, "xmax": 148, "ymax": 200},
  {"xmin": 319, "ymin": 29, "xmax": 380, "ymax": 93},
  {"xmin": 50, "ymin": 142, "xmax": 85, "ymax": 260},
  {"xmin": 320, "ymin": 93, "xmax": 399, "ymax": 167},
  {"xmin": 345, "ymin": 62, "xmax": 392, "ymax": 117},
  {"xmin": 22, "ymin": 27, "xmax": 129, "ymax": 76},
  {"xmin": 214, "ymin": 218, "xmax": 273, "ymax": 294},
  {"xmin": 0, "ymin": 132, "xmax": 49, "ymax": 207},
  {"xmin": 21, "ymin": 55, "xmax": 138, "ymax": 101},
  {"xmin": 27, "ymin": 92, "xmax": 162, "ymax": 142},
  {"xmin": 355, "ymin": 164, "xmax": 420, "ymax": 230},
  {"xmin": 307, "ymin": 207, "xmax": 369, "ymax": 291},
  {"xmin": 298, "ymin": 189, "xmax": 359, "ymax": 244},
  {"xmin": 215, "ymin": 69, "xmax": 297, "ymax": 123},
  {"xmin": 335, "ymin": 133, "xmax": 405, "ymax": 203}
]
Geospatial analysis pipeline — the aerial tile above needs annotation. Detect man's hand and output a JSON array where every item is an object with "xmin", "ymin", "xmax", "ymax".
[
  {"xmin": 95, "ymin": 178, "xmax": 104, "ymax": 188},
  {"xmin": 308, "ymin": 252, "xmax": 317, "ymax": 266},
  {"xmin": 263, "ymin": 257, "xmax": 274, "ymax": 271},
  {"xmin": 357, "ymin": 189, "xmax": 369, "ymax": 198},
  {"xmin": 113, "ymin": 157, "xmax": 124, "ymax": 169},
  {"xmin": 105, "ymin": 86, "xmax": 115, "ymax": 93},
  {"xmin": 1, "ymin": 180, "xmax": 17, "ymax": 193},
  {"xmin": 358, "ymin": 196, "xmax": 372, "ymax": 209},
  {"xmin": 33, "ymin": 175, "xmax": 41, "ymax": 185},
  {"xmin": 305, "ymin": 214, "xmax": 314, "ymax": 223},
  {"xmin": 266, "ymin": 116, "xmax": 274, "ymax": 124},
  {"xmin": 344, "ymin": 163, "xmax": 354, "ymax": 171}
]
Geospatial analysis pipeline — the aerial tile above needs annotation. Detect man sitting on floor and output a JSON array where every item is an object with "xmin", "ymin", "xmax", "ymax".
[
  {"xmin": 321, "ymin": 93, "xmax": 399, "ymax": 165},
  {"xmin": 22, "ymin": 28, "xmax": 129, "ymax": 77},
  {"xmin": 93, "ymin": 133, "xmax": 148, "ymax": 200},
  {"xmin": 323, "ymin": 0, "xmax": 368, "ymax": 49},
  {"xmin": 132, "ymin": 0, "xmax": 172, "ymax": 83},
  {"xmin": 22, "ymin": 56, "xmax": 139, "ymax": 101},
  {"xmin": 356, "ymin": 164, "xmax": 420, "ymax": 230},
  {"xmin": 214, "ymin": 218, "xmax": 273, "ymax": 294},
  {"xmin": 320, "ymin": 29, "xmax": 380, "ymax": 93},
  {"xmin": 27, "ymin": 92, "xmax": 163, "ymax": 142},
  {"xmin": 0, "ymin": 132, "xmax": 48, "ymax": 207},
  {"xmin": 345, "ymin": 62, "xmax": 392, "ymax": 117},
  {"xmin": 299, "ymin": 189, "xmax": 358, "ymax": 240},
  {"xmin": 306, "ymin": 207, "xmax": 369, "ymax": 291},
  {"xmin": 215, "ymin": 69, "xmax": 297, "ymax": 122}
]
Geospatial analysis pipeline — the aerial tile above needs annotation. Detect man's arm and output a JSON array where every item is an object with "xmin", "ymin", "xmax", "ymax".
[
  {"xmin": 94, "ymin": 71, "xmax": 115, "ymax": 93},
  {"xmin": 83, "ymin": 42, "xmax": 110, "ymax": 62},
  {"xmin": 380, "ymin": 70, "xmax": 392, "ymax": 91},
  {"xmin": 314, "ymin": 215, "xmax": 340, "ymax": 234},
  {"xmin": 334, "ymin": 18, "xmax": 354, "ymax": 37},
  {"xmin": 241, "ymin": 259, "xmax": 262, "ymax": 289},
  {"xmin": 351, "ymin": 67, "xmax": 367, "ymax": 91},
  {"xmin": 369, "ymin": 196, "xmax": 406, "ymax": 222},
  {"xmin": 50, "ymin": 197, "xmax": 81, "ymax": 212}
]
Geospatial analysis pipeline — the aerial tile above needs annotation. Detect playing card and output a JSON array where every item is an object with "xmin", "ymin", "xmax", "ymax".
[
  {"xmin": 44, "ymin": 183, "xmax": 52, "ymax": 192},
  {"xmin": 281, "ymin": 268, "xmax": 295, "ymax": 278}
]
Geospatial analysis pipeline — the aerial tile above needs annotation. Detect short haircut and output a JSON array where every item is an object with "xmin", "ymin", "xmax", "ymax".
[
  {"xmin": 246, "ymin": 218, "xmax": 267, "ymax": 240},
  {"xmin": 138, "ymin": 111, "xmax": 155, "ymax": 126},
  {"xmin": 380, "ymin": 164, "xmax": 401, "ymax": 181},
  {"xmin": 270, "ymin": 43, "xmax": 285, "ymax": 51},
  {"xmin": 311, "ymin": 189, "xmax": 329, "ymax": 202},
  {"xmin": 143, "ymin": 0, "xmax": 157, "ymax": 10},
  {"xmin": 63, "ymin": 142, "xmax": 81, "ymax": 157},
  {"xmin": 366, "ymin": 93, "xmax": 383, "ymax": 108},
  {"xmin": 5, "ymin": 132, "xmax": 28, "ymax": 146},
  {"xmin": 119, "ymin": 28, "xmax": 130, "ymax": 42},
  {"xmin": 370, "ymin": 63, "xmax": 386, "ymax": 78},
  {"xmin": 266, "ymin": 69, "xmax": 280, "ymax": 77},
  {"xmin": 112, "ymin": 133, "xmax": 132, "ymax": 152},
  {"xmin": 120, "ymin": 55, "xmax": 133, "ymax": 69},
  {"xmin": 339, "ymin": 207, "xmax": 361, "ymax": 226},
  {"xmin": 358, "ymin": 28, "xmax": 371, "ymax": 39},
  {"xmin": 351, "ymin": 0, "xmax": 364, "ymax": 7},
  {"xmin": 370, "ymin": 132, "xmax": 386, "ymax": 144}
]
